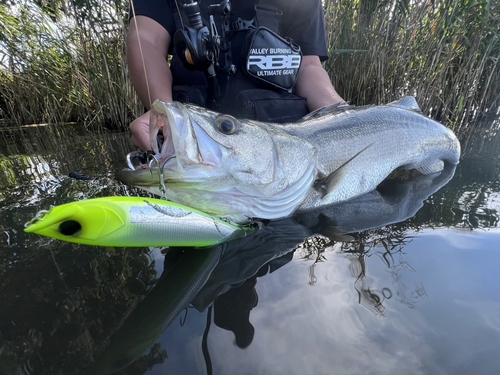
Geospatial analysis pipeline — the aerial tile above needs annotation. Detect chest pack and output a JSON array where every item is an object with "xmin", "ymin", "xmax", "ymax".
[
  {"xmin": 240, "ymin": 5, "xmax": 302, "ymax": 90},
  {"xmin": 173, "ymin": 0, "xmax": 302, "ymax": 88},
  {"xmin": 242, "ymin": 28, "xmax": 302, "ymax": 90},
  {"xmin": 171, "ymin": 0, "xmax": 307, "ymax": 122}
]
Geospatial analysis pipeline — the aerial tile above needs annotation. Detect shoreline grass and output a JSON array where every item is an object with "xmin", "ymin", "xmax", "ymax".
[
  {"xmin": 0, "ymin": 0, "xmax": 498, "ymax": 131},
  {"xmin": 324, "ymin": 0, "xmax": 500, "ymax": 131}
]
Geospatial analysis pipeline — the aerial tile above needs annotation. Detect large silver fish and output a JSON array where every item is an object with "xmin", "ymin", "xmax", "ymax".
[{"xmin": 120, "ymin": 96, "xmax": 460, "ymax": 223}]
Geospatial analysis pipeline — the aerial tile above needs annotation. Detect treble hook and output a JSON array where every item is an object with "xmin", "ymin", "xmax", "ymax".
[{"xmin": 148, "ymin": 155, "xmax": 177, "ymax": 197}]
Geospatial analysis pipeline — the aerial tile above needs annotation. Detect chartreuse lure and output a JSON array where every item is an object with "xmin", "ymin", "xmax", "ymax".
[{"xmin": 24, "ymin": 197, "xmax": 247, "ymax": 247}]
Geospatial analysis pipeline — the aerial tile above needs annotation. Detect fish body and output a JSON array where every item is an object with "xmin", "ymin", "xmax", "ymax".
[
  {"xmin": 119, "ymin": 97, "xmax": 461, "ymax": 223},
  {"xmin": 24, "ymin": 197, "xmax": 244, "ymax": 247}
]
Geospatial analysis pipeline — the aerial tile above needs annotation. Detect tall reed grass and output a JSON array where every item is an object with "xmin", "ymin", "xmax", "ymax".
[
  {"xmin": 324, "ymin": 0, "xmax": 500, "ymax": 131},
  {"xmin": 0, "ymin": 0, "xmax": 142, "ymax": 128},
  {"xmin": 0, "ymin": 0, "xmax": 498, "ymax": 130}
]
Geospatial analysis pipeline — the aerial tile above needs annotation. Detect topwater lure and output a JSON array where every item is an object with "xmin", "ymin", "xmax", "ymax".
[{"xmin": 24, "ymin": 197, "xmax": 247, "ymax": 247}]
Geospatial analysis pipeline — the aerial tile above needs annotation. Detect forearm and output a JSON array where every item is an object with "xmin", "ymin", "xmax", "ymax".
[
  {"xmin": 294, "ymin": 56, "xmax": 345, "ymax": 111},
  {"xmin": 127, "ymin": 16, "xmax": 174, "ymax": 150},
  {"xmin": 127, "ymin": 20, "xmax": 173, "ymax": 109}
]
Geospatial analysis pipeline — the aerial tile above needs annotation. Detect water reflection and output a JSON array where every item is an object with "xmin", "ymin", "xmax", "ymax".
[
  {"xmin": 0, "ymin": 126, "xmax": 151, "ymax": 375},
  {"xmin": 0, "ymin": 125, "xmax": 145, "ymax": 219},
  {"xmin": 1, "ymin": 120, "xmax": 500, "ymax": 375},
  {"xmin": 93, "ymin": 164, "xmax": 458, "ymax": 373},
  {"xmin": 92, "ymin": 247, "xmax": 223, "ymax": 374}
]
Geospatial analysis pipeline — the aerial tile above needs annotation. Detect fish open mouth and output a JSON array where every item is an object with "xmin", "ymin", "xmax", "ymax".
[
  {"xmin": 158, "ymin": 101, "xmax": 225, "ymax": 168},
  {"xmin": 125, "ymin": 101, "xmax": 192, "ymax": 171},
  {"xmin": 125, "ymin": 100, "xmax": 224, "ymax": 181},
  {"xmin": 149, "ymin": 100, "xmax": 183, "ymax": 168}
]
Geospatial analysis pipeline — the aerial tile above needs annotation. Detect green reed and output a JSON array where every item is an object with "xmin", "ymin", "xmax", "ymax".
[
  {"xmin": 0, "ymin": 0, "xmax": 498, "ymax": 130},
  {"xmin": 0, "ymin": 1, "xmax": 142, "ymax": 129},
  {"xmin": 324, "ymin": 0, "xmax": 500, "ymax": 130}
]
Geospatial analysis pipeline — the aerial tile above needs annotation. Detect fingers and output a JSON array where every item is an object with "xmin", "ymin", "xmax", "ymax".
[{"xmin": 130, "ymin": 111, "xmax": 152, "ymax": 150}]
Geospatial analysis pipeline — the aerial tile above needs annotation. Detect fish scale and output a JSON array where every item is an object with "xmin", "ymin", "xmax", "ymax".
[{"xmin": 120, "ymin": 97, "xmax": 461, "ymax": 223}]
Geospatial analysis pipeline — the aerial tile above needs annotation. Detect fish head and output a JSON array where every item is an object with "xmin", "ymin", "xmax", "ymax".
[
  {"xmin": 159, "ymin": 101, "xmax": 269, "ymax": 181},
  {"xmin": 120, "ymin": 100, "xmax": 318, "ymax": 219},
  {"xmin": 152, "ymin": 100, "xmax": 305, "ymax": 186}
]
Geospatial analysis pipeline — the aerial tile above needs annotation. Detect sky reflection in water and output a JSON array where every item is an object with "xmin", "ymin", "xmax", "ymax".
[
  {"xmin": 147, "ymin": 124, "xmax": 500, "ymax": 375},
  {"xmin": 0, "ymin": 120, "xmax": 500, "ymax": 375},
  {"xmin": 153, "ymin": 229, "xmax": 500, "ymax": 375}
]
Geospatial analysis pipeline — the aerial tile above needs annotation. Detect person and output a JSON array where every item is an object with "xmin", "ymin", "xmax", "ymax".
[{"xmin": 127, "ymin": 0, "xmax": 345, "ymax": 151}]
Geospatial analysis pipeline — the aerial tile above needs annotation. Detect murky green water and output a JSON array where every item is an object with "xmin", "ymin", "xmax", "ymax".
[{"xmin": 1, "ymin": 119, "xmax": 500, "ymax": 375}]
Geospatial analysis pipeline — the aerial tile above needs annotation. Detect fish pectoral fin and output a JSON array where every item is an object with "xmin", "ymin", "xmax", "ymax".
[
  {"xmin": 310, "ymin": 214, "xmax": 354, "ymax": 242},
  {"xmin": 416, "ymin": 160, "xmax": 445, "ymax": 175},
  {"xmin": 314, "ymin": 143, "xmax": 374, "ymax": 198}
]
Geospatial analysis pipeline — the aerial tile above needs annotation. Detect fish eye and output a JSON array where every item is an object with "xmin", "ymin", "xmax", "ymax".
[
  {"xmin": 59, "ymin": 220, "xmax": 82, "ymax": 236},
  {"xmin": 216, "ymin": 115, "xmax": 238, "ymax": 135}
]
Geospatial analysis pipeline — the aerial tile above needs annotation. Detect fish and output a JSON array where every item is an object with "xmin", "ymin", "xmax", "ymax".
[
  {"xmin": 119, "ymin": 96, "xmax": 461, "ymax": 223},
  {"xmin": 195, "ymin": 164, "xmax": 457, "ymax": 309},
  {"xmin": 24, "ymin": 197, "xmax": 246, "ymax": 247}
]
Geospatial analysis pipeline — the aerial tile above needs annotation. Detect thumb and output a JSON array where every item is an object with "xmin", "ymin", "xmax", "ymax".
[{"xmin": 130, "ymin": 111, "xmax": 152, "ymax": 150}]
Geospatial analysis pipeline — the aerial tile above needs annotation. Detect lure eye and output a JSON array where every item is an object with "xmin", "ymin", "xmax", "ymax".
[
  {"xmin": 59, "ymin": 220, "xmax": 82, "ymax": 236},
  {"xmin": 216, "ymin": 115, "xmax": 238, "ymax": 135}
]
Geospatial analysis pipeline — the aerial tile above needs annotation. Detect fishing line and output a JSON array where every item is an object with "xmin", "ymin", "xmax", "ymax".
[
  {"xmin": 174, "ymin": 0, "xmax": 186, "ymax": 29},
  {"xmin": 129, "ymin": 0, "xmax": 152, "ymax": 107}
]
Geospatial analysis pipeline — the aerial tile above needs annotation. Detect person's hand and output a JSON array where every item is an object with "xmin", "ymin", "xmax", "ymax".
[{"xmin": 130, "ymin": 111, "xmax": 152, "ymax": 150}]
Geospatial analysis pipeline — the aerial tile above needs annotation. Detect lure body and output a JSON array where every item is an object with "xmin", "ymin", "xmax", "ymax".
[{"xmin": 24, "ymin": 197, "xmax": 244, "ymax": 247}]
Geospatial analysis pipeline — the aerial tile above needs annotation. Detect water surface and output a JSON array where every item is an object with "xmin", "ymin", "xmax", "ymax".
[{"xmin": 0, "ymin": 120, "xmax": 499, "ymax": 375}]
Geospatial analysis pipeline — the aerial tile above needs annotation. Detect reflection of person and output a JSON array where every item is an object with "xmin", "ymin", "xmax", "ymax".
[
  {"xmin": 214, "ymin": 276, "xmax": 259, "ymax": 348},
  {"xmin": 127, "ymin": 0, "xmax": 345, "ymax": 150},
  {"xmin": 213, "ymin": 249, "xmax": 294, "ymax": 348}
]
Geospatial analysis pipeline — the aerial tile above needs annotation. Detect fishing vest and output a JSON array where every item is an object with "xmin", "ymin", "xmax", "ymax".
[{"xmin": 170, "ymin": 0, "xmax": 308, "ymax": 123}]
